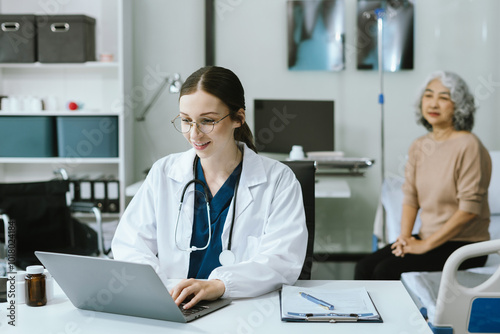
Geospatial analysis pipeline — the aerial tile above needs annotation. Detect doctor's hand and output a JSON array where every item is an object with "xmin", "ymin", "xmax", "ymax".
[{"xmin": 170, "ymin": 278, "xmax": 225, "ymax": 309}]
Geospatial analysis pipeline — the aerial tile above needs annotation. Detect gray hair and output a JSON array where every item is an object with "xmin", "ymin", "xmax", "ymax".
[{"xmin": 415, "ymin": 71, "xmax": 476, "ymax": 132}]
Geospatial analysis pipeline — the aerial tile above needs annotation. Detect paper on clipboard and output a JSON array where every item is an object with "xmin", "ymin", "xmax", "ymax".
[{"xmin": 281, "ymin": 285, "xmax": 381, "ymax": 322}]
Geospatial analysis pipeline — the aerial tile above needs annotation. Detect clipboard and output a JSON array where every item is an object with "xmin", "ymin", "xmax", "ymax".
[{"xmin": 280, "ymin": 285, "xmax": 383, "ymax": 323}]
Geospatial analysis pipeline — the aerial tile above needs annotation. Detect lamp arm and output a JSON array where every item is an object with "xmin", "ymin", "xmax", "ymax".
[{"xmin": 136, "ymin": 77, "xmax": 173, "ymax": 122}]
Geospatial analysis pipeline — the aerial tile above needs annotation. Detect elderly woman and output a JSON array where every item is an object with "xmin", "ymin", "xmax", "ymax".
[{"xmin": 355, "ymin": 71, "xmax": 492, "ymax": 280}]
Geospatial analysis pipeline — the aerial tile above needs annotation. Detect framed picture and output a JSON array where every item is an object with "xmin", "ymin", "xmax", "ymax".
[
  {"xmin": 287, "ymin": 0, "xmax": 345, "ymax": 71},
  {"xmin": 356, "ymin": 0, "xmax": 414, "ymax": 71}
]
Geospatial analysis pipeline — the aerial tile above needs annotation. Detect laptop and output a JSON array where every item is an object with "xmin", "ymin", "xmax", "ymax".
[{"xmin": 35, "ymin": 251, "xmax": 232, "ymax": 322}]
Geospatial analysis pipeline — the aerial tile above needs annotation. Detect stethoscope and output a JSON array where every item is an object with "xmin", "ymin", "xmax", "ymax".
[{"xmin": 174, "ymin": 155, "xmax": 241, "ymax": 266}]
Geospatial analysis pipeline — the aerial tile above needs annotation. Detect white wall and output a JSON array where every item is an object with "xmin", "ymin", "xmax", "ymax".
[
  {"xmin": 131, "ymin": 0, "xmax": 203, "ymax": 178},
  {"xmin": 131, "ymin": 0, "xmax": 500, "ymax": 253}
]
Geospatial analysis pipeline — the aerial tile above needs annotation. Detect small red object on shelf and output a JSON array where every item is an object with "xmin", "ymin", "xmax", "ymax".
[{"xmin": 68, "ymin": 102, "xmax": 78, "ymax": 110}]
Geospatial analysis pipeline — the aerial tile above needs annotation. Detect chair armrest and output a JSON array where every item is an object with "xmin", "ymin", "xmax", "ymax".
[
  {"xmin": 1, "ymin": 212, "xmax": 11, "ymax": 260},
  {"xmin": 70, "ymin": 201, "xmax": 97, "ymax": 213},
  {"xmin": 70, "ymin": 202, "xmax": 105, "ymax": 257}
]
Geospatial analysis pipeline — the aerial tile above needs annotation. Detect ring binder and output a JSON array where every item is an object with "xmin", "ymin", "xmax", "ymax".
[
  {"xmin": 105, "ymin": 176, "xmax": 119, "ymax": 213},
  {"xmin": 93, "ymin": 176, "xmax": 106, "ymax": 211},
  {"xmin": 68, "ymin": 174, "xmax": 119, "ymax": 214}
]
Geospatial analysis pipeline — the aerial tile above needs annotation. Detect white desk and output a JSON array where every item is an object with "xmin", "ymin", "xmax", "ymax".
[
  {"xmin": 126, "ymin": 178, "xmax": 351, "ymax": 199},
  {"xmin": 315, "ymin": 177, "xmax": 351, "ymax": 198},
  {"xmin": 2, "ymin": 280, "xmax": 431, "ymax": 334}
]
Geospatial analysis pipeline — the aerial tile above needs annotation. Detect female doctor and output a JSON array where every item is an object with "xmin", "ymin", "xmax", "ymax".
[{"xmin": 111, "ymin": 66, "xmax": 307, "ymax": 309}]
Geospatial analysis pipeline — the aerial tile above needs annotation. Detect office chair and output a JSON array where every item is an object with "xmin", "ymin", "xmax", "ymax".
[
  {"xmin": 282, "ymin": 160, "xmax": 316, "ymax": 280},
  {"xmin": 0, "ymin": 177, "xmax": 104, "ymax": 270}
]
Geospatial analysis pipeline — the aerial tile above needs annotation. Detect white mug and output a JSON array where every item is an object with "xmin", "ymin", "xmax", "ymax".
[
  {"xmin": 29, "ymin": 97, "xmax": 43, "ymax": 112},
  {"xmin": 45, "ymin": 96, "xmax": 58, "ymax": 111},
  {"xmin": 1, "ymin": 97, "xmax": 10, "ymax": 111},
  {"xmin": 9, "ymin": 97, "xmax": 20, "ymax": 112}
]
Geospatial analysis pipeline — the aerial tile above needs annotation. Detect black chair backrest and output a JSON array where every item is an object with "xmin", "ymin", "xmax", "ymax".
[
  {"xmin": 1, "ymin": 179, "xmax": 99, "ymax": 269},
  {"xmin": 0, "ymin": 180, "xmax": 73, "ymax": 247},
  {"xmin": 0, "ymin": 180, "xmax": 74, "ymax": 268},
  {"xmin": 282, "ymin": 160, "xmax": 316, "ymax": 280}
]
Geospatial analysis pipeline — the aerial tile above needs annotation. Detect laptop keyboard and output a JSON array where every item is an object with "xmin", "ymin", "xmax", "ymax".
[{"xmin": 179, "ymin": 303, "xmax": 209, "ymax": 316}]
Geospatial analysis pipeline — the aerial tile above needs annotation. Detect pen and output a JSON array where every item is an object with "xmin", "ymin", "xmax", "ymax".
[{"xmin": 299, "ymin": 292, "xmax": 335, "ymax": 310}]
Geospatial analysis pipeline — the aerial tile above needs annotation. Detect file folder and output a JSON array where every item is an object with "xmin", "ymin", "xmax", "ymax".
[
  {"xmin": 92, "ymin": 177, "xmax": 106, "ymax": 212},
  {"xmin": 79, "ymin": 178, "xmax": 93, "ymax": 201},
  {"xmin": 68, "ymin": 174, "xmax": 119, "ymax": 214},
  {"xmin": 68, "ymin": 179, "xmax": 79, "ymax": 201},
  {"xmin": 106, "ymin": 176, "xmax": 119, "ymax": 213},
  {"xmin": 69, "ymin": 174, "xmax": 90, "ymax": 202}
]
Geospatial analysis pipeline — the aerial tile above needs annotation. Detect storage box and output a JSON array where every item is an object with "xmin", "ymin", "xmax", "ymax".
[
  {"xmin": 57, "ymin": 116, "xmax": 118, "ymax": 158},
  {"xmin": 37, "ymin": 15, "xmax": 96, "ymax": 63},
  {"xmin": 0, "ymin": 116, "xmax": 56, "ymax": 157},
  {"xmin": 0, "ymin": 14, "xmax": 37, "ymax": 63}
]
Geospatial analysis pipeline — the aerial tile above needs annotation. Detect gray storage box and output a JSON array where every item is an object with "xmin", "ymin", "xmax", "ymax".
[
  {"xmin": 0, "ymin": 14, "xmax": 37, "ymax": 63},
  {"xmin": 37, "ymin": 15, "xmax": 95, "ymax": 63},
  {"xmin": 57, "ymin": 116, "xmax": 118, "ymax": 158},
  {"xmin": 0, "ymin": 116, "xmax": 56, "ymax": 157}
]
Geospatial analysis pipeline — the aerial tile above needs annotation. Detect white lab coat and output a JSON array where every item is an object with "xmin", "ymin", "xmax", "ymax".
[{"xmin": 112, "ymin": 143, "xmax": 307, "ymax": 298}]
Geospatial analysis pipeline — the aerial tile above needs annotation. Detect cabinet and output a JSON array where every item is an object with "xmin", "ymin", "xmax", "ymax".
[{"xmin": 0, "ymin": 0, "xmax": 133, "ymax": 218}]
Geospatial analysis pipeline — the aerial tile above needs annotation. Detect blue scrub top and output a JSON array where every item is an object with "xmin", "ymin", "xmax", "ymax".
[{"xmin": 187, "ymin": 159, "xmax": 242, "ymax": 279}]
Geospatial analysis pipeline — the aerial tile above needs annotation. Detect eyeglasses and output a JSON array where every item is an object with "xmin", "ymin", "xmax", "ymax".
[{"xmin": 171, "ymin": 113, "xmax": 231, "ymax": 134}]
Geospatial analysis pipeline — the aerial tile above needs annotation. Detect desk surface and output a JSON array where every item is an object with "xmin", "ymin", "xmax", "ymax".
[
  {"xmin": 315, "ymin": 177, "xmax": 351, "ymax": 198},
  {"xmin": 1, "ymin": 280, "xmax": 431, "ymax": 334}
]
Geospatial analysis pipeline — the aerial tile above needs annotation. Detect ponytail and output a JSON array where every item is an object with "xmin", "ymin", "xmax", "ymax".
[{"xmin": 235, "ymin": 122, "xmax": 257, "ymax": 153}]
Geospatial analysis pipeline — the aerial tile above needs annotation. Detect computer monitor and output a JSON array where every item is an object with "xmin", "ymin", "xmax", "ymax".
[{"xmin": 253, "ymin": 99, "xmax": 334, "ymax": 154}]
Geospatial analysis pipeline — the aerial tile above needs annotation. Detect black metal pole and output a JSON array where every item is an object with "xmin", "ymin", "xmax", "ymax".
[{"xmin": 205, "ymin": 0, "xmax": 215, "ymax": 66}]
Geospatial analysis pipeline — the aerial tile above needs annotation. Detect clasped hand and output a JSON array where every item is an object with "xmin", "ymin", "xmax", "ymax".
[
  {"xmin": 170, "ymin": 278, "xmax": 225, "ymax": 309},
  {"xmin": 391, "ymin": 236, "xmax": 429, "ymax": 257}
]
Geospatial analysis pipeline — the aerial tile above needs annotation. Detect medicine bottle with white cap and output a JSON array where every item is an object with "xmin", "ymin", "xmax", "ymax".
[
  {"xmin": 25, "ymin": 265, "xmax": 47, "ymax": 306},
  {"xmin": 289, "ymin": 145, "xmax": 305, "ymax": 160}
]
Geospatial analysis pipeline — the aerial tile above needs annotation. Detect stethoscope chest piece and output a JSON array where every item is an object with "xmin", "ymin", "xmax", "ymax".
[{"xmin": 219, "ymin": 250, "xmax": 236, "ymax": 266}]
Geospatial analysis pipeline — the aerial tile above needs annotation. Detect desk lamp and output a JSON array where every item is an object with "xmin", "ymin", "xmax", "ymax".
[{"xmin": 136, "ymin": 73, "xmax": 183, "ymax": 122}]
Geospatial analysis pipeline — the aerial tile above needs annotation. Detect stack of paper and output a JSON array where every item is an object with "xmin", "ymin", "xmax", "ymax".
[{"xmin": 281, "ymin": 285, "xmax": 381, "ymax": 322}]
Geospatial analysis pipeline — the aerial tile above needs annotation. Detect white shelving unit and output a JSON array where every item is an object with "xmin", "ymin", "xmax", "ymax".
[{"xmin": 0, "ymin": 0, "xmax": 133, "ymax": 218}]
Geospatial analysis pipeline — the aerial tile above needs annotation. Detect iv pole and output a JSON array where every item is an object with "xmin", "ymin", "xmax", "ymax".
[
  {"xmin": 375, "ymin": 8, "xmax": 386, "ymax": 245},
  {"xmin": 375, "ymin": 8, "xmax": 385, "ymax": 183}
]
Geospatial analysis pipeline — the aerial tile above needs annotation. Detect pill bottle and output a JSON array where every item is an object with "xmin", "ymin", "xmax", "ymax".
[
  {"xmin": 25, "ymin": 265, "xmax": 47, "ymax": 307},
  {"xmin": 289, "ymin": 145, "xmax": 305, "ymax": 160}
]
